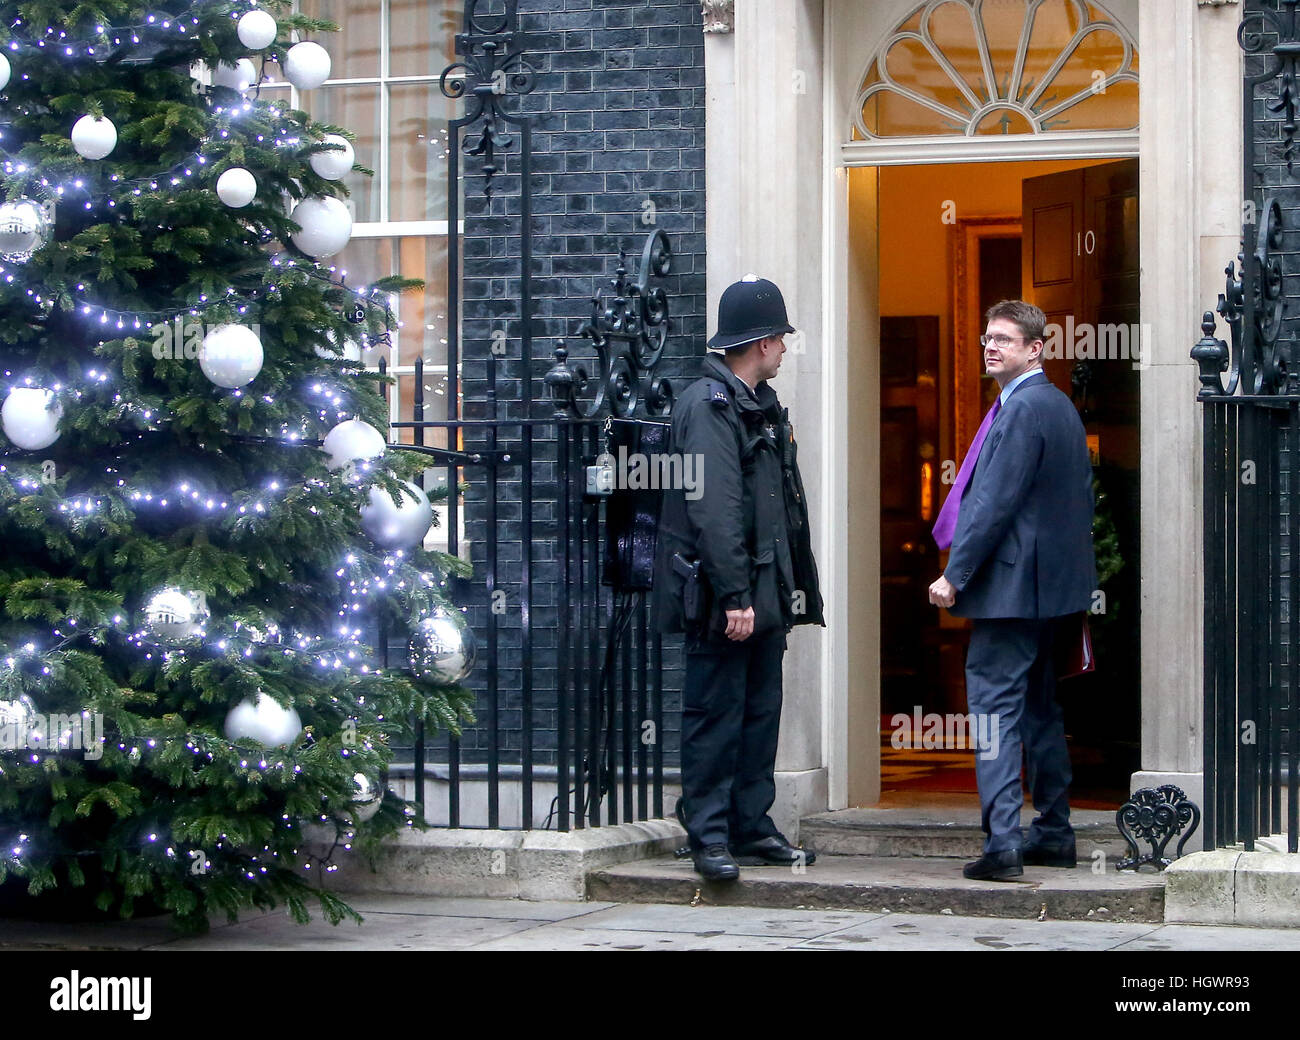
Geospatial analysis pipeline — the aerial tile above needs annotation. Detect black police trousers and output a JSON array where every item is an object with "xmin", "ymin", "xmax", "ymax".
[{"xmin": 679, "ymin": 628, "xmax": 787, "ymax": 849}]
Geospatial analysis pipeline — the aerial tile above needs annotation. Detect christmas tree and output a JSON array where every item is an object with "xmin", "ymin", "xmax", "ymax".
[{"xmin": 0, "ymin": 0, "xmax": 473, "ymax": 933}]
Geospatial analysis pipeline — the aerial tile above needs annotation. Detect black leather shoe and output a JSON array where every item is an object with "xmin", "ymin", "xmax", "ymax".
[
  {"xmin": 692, "ymin": 844, "xmax": 740, "ymax": 881},
  {"xmin": 1023, "ymin": 843, "xmax": 1077, "ymax": 868},
  {"xmin": 731, "ymin": 835, "xmax": 816, "ymax": 866},
  {"xmin": 962, "ymin": 849, "xmax": 1024, "ymax": 881}
]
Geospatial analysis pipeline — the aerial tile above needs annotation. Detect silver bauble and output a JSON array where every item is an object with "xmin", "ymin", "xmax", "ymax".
[
  {"xmin": 360, "ymin": 480, "xmax": 432, "ymax": 550},
  {"xmin": 0, "ymin": 198, "xmax": 52, "ymax": 263},
  {"xmin": 139, "ymin": 586, "xmax": 210, "ymax": 645},
  {"xmin": 409, "ymin": 606, "xmax": 476, "ymax": 684},
  {"xmin": 223, "ymin": 692, "xmax": 303, "ymax": 747},
  {"xmin": 349, "ymin": 772, "xmax": 383, "ymax": 822}
]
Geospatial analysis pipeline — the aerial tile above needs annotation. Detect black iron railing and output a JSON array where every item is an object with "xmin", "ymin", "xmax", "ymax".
[
  {"xmin": 1193, "ymin": 2, "xmax": 1300, "ymax": 852},
  {"xmin": 374, "ymin": 378, "xmax": 675, "ymax": 830},
  {"xmin": 1196, "ymin": 385, "xmax": 1300, "ymax": 852},
  {"xmin": 362, "ymin": 1, "xmax": 686, "ymax": 830}
]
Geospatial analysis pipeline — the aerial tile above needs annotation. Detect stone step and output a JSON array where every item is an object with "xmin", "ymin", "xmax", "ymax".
[
  {"xmin": 587, "ymin": 854, "xmax": 1165, "ymax": 923},
  {"xmin": 799, "ymin": 807, "xmax": 1130, "ymax": 861}
]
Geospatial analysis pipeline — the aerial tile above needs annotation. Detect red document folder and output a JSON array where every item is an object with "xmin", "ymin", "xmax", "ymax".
[{"xmin": 1055, "ymin": 612, "xmax": 1095, "ymax": 680}]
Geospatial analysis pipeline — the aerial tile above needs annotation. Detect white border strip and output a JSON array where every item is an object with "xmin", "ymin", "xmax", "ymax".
[{"xmin": 840, "ymin": 130, "xmax": 1140, "ymax": 166}]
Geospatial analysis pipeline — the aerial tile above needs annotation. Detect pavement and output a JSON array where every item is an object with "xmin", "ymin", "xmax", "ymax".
[{"xmin": 1, "ymin": 894, "xmax": 1297, "ymax": 950}]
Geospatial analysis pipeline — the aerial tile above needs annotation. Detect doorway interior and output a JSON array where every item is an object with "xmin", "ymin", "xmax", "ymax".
[{"xmin": 872, "ymin": 157, "xmax": 1141, "ymax": 810}]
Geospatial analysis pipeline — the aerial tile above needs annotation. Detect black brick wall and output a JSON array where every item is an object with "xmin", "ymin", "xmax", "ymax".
[{"xmin": 443, "ymin": 0, "xmax": 707, "ymax": 771}]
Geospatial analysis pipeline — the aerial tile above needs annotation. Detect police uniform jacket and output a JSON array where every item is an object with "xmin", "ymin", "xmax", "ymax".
[{"xmin": 651, "ymin": 352, "xmax": 824, "ymax": 639}]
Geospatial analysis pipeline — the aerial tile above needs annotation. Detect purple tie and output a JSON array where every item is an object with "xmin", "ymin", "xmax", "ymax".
[{"xmin": 932, "ymin": 396, "xmax": 1001, "ymax": 550}]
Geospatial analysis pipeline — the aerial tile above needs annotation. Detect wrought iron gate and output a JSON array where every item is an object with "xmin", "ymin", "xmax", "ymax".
[
  {"xmin": 377, "ymin": 0, "xmax": 681, "ymax": 830},
  {"xmin": 1194, "ymin": 0, "xmax": 1300, "ymax": 853}
]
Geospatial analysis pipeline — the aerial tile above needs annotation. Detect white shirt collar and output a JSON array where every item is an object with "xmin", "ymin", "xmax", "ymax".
[{"xmin": 999, "ymin": 367, "xmax": 1042, "ymax": 405}]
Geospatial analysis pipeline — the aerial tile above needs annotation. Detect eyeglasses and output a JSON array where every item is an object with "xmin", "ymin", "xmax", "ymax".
[{"xmin": 980, "ymin": 333, "xmax": 1023, "ymax": 348}]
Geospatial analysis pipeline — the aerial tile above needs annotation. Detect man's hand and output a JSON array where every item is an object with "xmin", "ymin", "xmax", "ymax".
[
  {"xmin": 928, "ymin": 575, "xmax": 956, "ymax": 609},
  {"xmin": 724, "ymin": 606, "xmax": 755, "ymax": 641}
]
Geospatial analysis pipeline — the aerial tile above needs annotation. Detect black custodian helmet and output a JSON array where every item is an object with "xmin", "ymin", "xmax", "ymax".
[{"xmin": 706, "ymin": 275, "xmax": 796, "ymax": 351}]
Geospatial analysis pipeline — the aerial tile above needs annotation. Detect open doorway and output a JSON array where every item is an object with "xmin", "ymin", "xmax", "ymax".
[{"xmin": 875, "ymin": 158, "xmax": 1141, "ymax": 809}]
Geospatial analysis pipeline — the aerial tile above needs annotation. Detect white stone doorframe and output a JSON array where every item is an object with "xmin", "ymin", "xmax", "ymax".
[{"xmin": 703, "ymin": 0, "xmax": 1238, "ymax": 827}]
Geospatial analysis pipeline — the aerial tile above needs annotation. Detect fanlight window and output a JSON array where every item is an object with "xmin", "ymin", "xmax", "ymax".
[{"xmin": 854, "ymin": 0, "xmax": 1138, "ymax": 140}]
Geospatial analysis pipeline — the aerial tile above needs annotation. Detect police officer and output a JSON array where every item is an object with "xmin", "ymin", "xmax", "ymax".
[{"xmin": 652, "ymin": 275, "xmax": 824, "ymax": 881}]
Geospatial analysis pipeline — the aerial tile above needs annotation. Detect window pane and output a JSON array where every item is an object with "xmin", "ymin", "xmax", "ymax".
[
  {"xmin": 330, "ymin": 236, "xmax": 393, "ymax": 290},
  {"xmin": 296, "ymin": 0, "xmax": 381, "ymax": 80},
  {"xmin": 397, "ymin": 235, "xmax": 451, "ymax": 371},
  {"xmin": 389, "ymin": 0, "xmax": 461, "ymax": 79},
  {"xmin": 389, "ymin": 82, "xmax": 458, "ymax": 221},
  {"xmin": 300, "ymin": 85, "xmax": 381, "ymax": 222}
]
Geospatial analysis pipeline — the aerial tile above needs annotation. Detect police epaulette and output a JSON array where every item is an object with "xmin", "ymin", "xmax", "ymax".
[{"xmin": 706, "ymin": 380, "xmax": 730, "ymax": 409}]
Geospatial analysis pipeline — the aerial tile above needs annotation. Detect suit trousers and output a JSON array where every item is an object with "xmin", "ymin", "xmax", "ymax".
[
  {"xmin": 964, "ymin": 617, "xmax": 1074, "ymax": 854},
  {"xmin": 679, "ymin": 628, "xmax": 787, "ymax": 849}
]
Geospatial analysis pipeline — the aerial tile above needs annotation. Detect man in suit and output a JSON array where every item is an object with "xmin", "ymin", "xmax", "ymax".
[{"xmin": 928, "ymin": 299, "xmax": 1096, "ymax": 881}]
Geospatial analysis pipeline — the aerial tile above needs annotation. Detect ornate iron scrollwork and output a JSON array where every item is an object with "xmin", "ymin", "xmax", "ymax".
[
  {"xmin": 1115, "ymin": 785, "xmax": 1202, "ymax": 871},
  {"xmin": 1197, "ymin": 198, "xmax": 1292, "ymax": 396},
  {"xmin": 1240, "ymin": 0, "xmax": 1300, "ymax": 171},
  {"xmin": 545, "ymin": 229, "xmax": 675, "ymax": 420},
  {"xmin": 1198, "ymin": 3, "xmax": 1300, "ymax": 397},
  {"xmin": 439, "ymin": 0, "xmax": 537, "ymax": 195}
]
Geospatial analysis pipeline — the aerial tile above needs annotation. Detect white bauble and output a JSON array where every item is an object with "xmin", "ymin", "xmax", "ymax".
[
  {"xmin": 237, "ymin": 10, "xmax": 278, "ymax": 50},
  {"xmin": 1, "ymin": 387, "xmax": 62, "ymax": 451},
  {"xmin": 139, "ymin": 586, "xmax": 210, "ymax": 644},
  {"xmin": 0, "ymin": 198, "xmax": 52, "ymax": 263},
  {"xmin": 199, "ymin": 324, "xmax": 264, "ymax": 389},
  {"xmin": 223, "ymin": 692, "xmax": 302, "ymax": 747},
  {"xmin": 289, "ymin": 195, "xmax": 352, "ymax": 258},
  {"xmin": 360, "ymin": 480, "xmax": 432, "ymax": 550},
  {"xmin": 283, "ymin": 41, "xmax": 331, "ymax": 90},
  {"xmin": 216, "ymin": 167, "xmax": 257, "ymax": 208},
  {"xmin": 0, "ymin": 52, "xmax": 10, "ymax": 92},
  {"xmin": 212, "ymin": 57, "xmax": 257, "ymax": 92},
  {"xmin": 70, "ymin": 115, "xmax": 116, "ymax": 160},
  {"xmin": 0, "ymin": 694, "xmax": 39, "ymax": 750},
  {"xmin": 321, "ymin": 419, "xmax": 386, "ymax": 473},
  {"xmin": 314, "ymin": 332, "xmax": 362, "ymax": 361},
  {"xmin": 309, "ymin": 134, "xmax": 354, "ymax": 181}
]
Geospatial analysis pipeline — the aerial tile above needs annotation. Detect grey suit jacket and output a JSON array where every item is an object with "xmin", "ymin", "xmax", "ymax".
[{"xmin": 943, "ymin": 370, "xmax": 1096, "ymax": 619}]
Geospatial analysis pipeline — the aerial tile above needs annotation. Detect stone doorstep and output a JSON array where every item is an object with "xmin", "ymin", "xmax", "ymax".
[
  {"xmin": 586, "ymin": 854, "xmax": 1167, "ymax": 923},
  {"xmin": 799, "ymin": 807, "xmax": 1131, "ymax": 860},
  {"xmin": 311, "ymin": 819, "xmax": 685, "ymax": 902},
  {"xmin": 1165, "ymin": 848, "xmax": 1300, "ymax": 928}
]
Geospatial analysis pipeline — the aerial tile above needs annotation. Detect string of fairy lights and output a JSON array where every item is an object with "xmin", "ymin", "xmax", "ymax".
[{"xmin": 0, "ymin": 4, "xmax": 469, "ymax": 875}]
